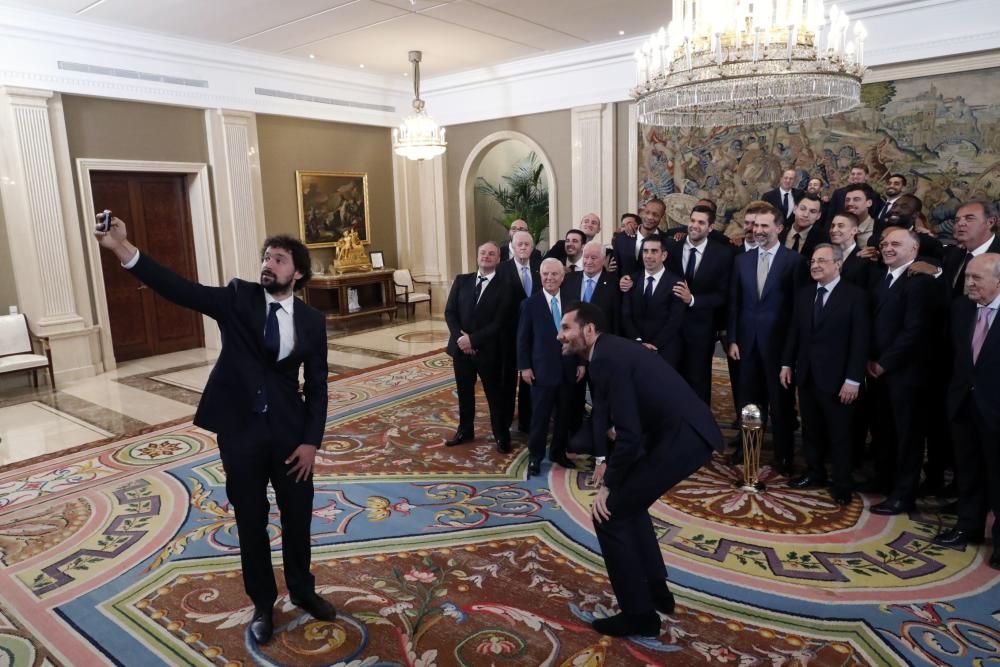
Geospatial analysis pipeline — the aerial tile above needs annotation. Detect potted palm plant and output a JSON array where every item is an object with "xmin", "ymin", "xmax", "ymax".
[{"xmin": 474, "ymin": 152, "xmax": 549, "ymax": 245}]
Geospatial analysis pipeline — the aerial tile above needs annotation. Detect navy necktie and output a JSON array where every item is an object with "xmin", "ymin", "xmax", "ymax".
[
  {"xmin": 813, "ymin": 286, "xmax": 827, "ymax": 326},
  {"xmin": 685, "ymin": 247, "xmax": 697, "ymax": 283},
  {"xmin": 644, "ymin": 275, "xmax": 654, "ymax": 298},
  {"xmin": 877, "ymin": 272, "xmax": 893, "ymax": 303},
  {"xmin": 264, "ymin": 302, "xmax": 281, "ymax": 361}
]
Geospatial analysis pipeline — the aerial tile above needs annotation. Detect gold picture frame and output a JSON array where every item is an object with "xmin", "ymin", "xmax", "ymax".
[{"xmin": 296, "ymin": 171, "xmax": 371, "ymax": 249}]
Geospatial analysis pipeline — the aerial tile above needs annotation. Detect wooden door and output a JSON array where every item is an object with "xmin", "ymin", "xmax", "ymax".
[{"xmin": 92, "ymin": 172, "xmax": 204, "ymax": 362}]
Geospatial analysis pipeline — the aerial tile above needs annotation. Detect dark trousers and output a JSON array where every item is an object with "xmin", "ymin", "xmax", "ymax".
[
  {"xmin": 527, "ymin": 381, "xmax": 571, "ymax": 462},
  {"xmin": 737, "ymin": 344, "xmax": 795, "ymax": 463},
  {"xmin": 217, "ymin": 413, "xmax": 315, "ymax": 610},
  {"xmin": 596, "ymin": 423, "xmax": 712, "ymax": 614},
  {"xmin": 453, "ymin": 352, "xmax": 505, "ymax": 440},
  {"xmin": 951, "ymin": 397, "xmax": 1000, "ymax": 541},
  {"xmin": 726, "ymin": 345, "xmax": 741, "ymax": 424},
  {"xmin": 500, "ymin": 344, "xmax": 532, "ymax": 431},
  {"xmin": 870, "ymin": 376, "xmax": 926, "ymax": 504},
  {"xmin": 679, "ymin": 336, "xmax": 716, "ymax": 405},
  {"xmin": 798, "ymin": 376, "xmax": 854, "ymax": 495}
]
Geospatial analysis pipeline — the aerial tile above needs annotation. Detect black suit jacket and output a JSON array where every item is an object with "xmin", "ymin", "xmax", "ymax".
[
  {"xmin": 840, "ymin": 247, "xmax": 873, "ymax": 288},
  {"xmin": 947, "ymin": 296, "xmax": 1000, "ymax": 431},
  {"xmin": 612, "ymin": 232, "xmax": 648, "ymax": 279},
  {"xmin": 783, "ymin": 280, "xmax": 869, "ymax": 394},
  {"xmin": 544, "ymin": 240, "xmax": 568, "ymax": 263},
  {"xmin": 561, "ymin": 270, "xmax": 621, "ymax": 335},
  {"xmin": 516, "ymin": 291, "xmax": 576, "ymax": 386},
  {"xmin": 445, "ymin": 272, "xmax": 511, "ymax": 361},
  {"xmin": 942, "ymin": 235, "xmax": 1000, "ymax": 298},
  {"xmin": 621, "ymin": 268, "xmax": 686, "ymax": 364},
  {"xmin": 762, "ymin": 187, "xmax": 803, "ymax": 221},
  {"xmin": 869, "ymin": 269, "xmax": 935, "ymax": 388},
  {"xmin": 129, "ymin": 253, "xmax": 328, "ymax": 446},
  {"xmin": 587, "ymin": 334, "xmax": 722, "ymax": 490},
  {"xmin": 780, "ymin": 224, "xmax": 830, "ymax": 259},
  {"xmin": 666, "ymin": 238, "xmax": 733, "ymax": 338}
]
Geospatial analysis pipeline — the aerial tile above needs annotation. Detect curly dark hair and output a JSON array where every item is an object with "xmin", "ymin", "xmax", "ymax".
[{"xmin": 261, "ymin": 234, "xmax": 313, "ymax": 290}]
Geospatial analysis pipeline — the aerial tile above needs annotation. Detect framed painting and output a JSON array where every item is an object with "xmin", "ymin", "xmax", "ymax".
[{"xmin": 296, "ymin": 171, "xmax": 371, "ymax": 249}]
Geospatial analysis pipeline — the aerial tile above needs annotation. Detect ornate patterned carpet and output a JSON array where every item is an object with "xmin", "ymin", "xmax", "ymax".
[{"xmin": 1, "ymin": 352, "xmax": 997, "ymax": 666}]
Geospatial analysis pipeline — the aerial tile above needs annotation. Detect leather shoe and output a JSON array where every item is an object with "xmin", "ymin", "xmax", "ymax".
[
  {"xmin": 832, "ymin": 491, "xmax": 852, "ymax": 506},
  {"xmin": 527, "ymin": 459, "xmax": 542, "ymax": 477},
  {"xmin": 650, "ymin": 584, "xmax": 675, "ymax": 614},
  {"xmin": 445, "ymin": 431, "xmax": 473, "ymax": 447},
  {"xmin": 870, "ymin": 498, "xmax": 914, "ymax": 516},
  {"xmin": 290, "ymin": 592, "xmax": 337, "ymax": 621},
  {"xmin": 549, "ymin": 452, "xmax": 574, "ymax": 469},
  {"xmin": 592, "ymin": 611, "xmax": 660, "ymax": 637},
  {"xmin": 933, "ymin": 528, "xmax": 984, "ymax": 548},
  {"xmin": 495, "ymin": 439, "xmax": 512, "ymax": 454},
  {"xmin": 989, "ymin": 551, "xmax": 1000, "ymax": 570},
  {"xmin": 789, "ymin": 475, "xmax": 826, "ymax": 489},
  {"xmin": 249, "ymin": 608, "xmax": 274, "ymax": 644}
]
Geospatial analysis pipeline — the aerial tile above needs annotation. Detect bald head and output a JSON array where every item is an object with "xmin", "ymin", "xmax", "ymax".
[
  {"xmin": 965, "ymin": 253, "xmax": 1000, "ymax": 305},
  {"xmin": 509, "ymin": 219, "xmax": 529, "ymax": 239}
]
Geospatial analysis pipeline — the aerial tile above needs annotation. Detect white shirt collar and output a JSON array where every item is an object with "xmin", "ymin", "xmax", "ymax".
[
  {"xmin": 971, "ymin": 235, "xmax": 996, "ymax": 257},
  {"xmin": 265, "ymin": 291, "xmax": 295, "ymax": 314},
  {"xmin": 759, "ymin": 242, "xmax": 779, "ymax": 256},
  {"xmin": 887, "ymin": 259, "xmax": 915, "ymax": 282},
  {"xmin": 584, "ymin": 269, "xmax": 603, "ymax": 282},
  {"xmin": 844, "ymin": 242, "xmax": 857, "ymax": 256},
  {"xmin": 792, "ymin": 224, "xmax": 813, "ymax": 238},
  {"xmin": 478, "ymin": 270, "xmax": 496, "ymax": 280},
  {"xmin": 981, "ymin": 291, "xmax": 1000, "ymax": 311},
  {"xmin": 684, "ymin": 237, "xmax": 708, "ymax": 252},
  {"xmin": 644, "ymin": 266, "xmax": 666, "ymax": 281},
  {"xmin": 818, "ymin": 275, "xmax": 841, "ymax": 293},
  {"xmin": 567, "ymin": 257, "xmax": 584, "ymax": 270}
]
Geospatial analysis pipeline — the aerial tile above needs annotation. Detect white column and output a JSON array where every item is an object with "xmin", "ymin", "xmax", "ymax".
[
  {"xmin": 205, "ymin": 109, "xmax": 267, "ymax": 282},
  {"xmin": 392, "ymin": 152, "xmax": 450, "ymax": 314},
  {"xmin": 0, "ymin": 86, "xmax": 98, "ymax": 381},
  {"xmin": 570, "ymin": 103, "xmax": 616, "ymax": 243}
]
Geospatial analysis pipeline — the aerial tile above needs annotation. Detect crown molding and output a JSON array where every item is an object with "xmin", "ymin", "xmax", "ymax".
[{"xmin": 0, "ymin": 5, "xmax": 410, "ymax": 126}]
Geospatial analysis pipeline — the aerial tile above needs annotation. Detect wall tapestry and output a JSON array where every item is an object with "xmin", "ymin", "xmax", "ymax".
[{"xmin": 637, "ymin": 66, "xmax": 1000, "ymax": 238}]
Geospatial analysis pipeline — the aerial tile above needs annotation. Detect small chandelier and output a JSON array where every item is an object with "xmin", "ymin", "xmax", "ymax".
[
  {"xmin": 631, "ymin": 1, "xmax": 866, "ymax": 127},
  {"xmin": 392, "ymin": 50, "xmax": 447, "ymax": 161}
]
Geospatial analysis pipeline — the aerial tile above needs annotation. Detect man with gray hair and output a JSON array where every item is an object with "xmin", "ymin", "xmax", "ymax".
[
  {"xmin": 780, "ymin": 243, "xmax": 870, "ymax": 505},
  {"xmin": 517, "ymin": 258, "xmax": 585, "ymax": 476},
  {"xmin": 937, "ymin": 252, "xmax": 1000, "ymax": 569}
]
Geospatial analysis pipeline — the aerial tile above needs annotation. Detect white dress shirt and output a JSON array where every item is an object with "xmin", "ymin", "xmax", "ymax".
[
  {"xmin": 642, "ymin": 266, "xmax": 667, "ymax": 295},
  {"xmin": 885, "ymin": 259, "xmax": 915, "ymax": 288}
]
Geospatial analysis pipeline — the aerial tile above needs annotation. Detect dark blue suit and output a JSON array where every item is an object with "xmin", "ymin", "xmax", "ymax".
[
  {"xmin": 728, "ymin": 245, "xmax": 804, "ymax": 465},
  {"xmin": 621, "ymin": 268, "xmax": 686, "ymax": 367},
  {"xmin": 128, "ymin": 252, "xmax": 328, "ymax": 610},
  {"xmin": 496, "ymin": 257, "xmax": 542, "ymax": 431},
  {"xmin": 587, "ymin": 334, "xmax": 722, "ymax": 614},
  {"xmin": 517, "ymin": 290, "xmax": 578, "ymax": 462}
]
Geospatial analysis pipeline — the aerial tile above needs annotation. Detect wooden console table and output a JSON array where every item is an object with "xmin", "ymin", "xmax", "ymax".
[{"xmin": 304, "ymin": 270, "xmax": 397, "ymax": 323}]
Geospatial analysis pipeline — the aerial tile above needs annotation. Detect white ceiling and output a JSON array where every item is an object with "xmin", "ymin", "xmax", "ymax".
[{"xmin": 0, "ymin": 0, "xmax": 669, "ymax": 77}]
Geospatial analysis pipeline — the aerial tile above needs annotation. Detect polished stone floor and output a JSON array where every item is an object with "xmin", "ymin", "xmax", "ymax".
[{"xmin": 0, "ymin": 314, "xmax": 448, "ymax": 467}]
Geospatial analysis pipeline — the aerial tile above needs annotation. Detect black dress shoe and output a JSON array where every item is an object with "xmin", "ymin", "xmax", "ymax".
[
  {"xmin": 290, "ymin": 592, "xmax": 337, "ymax": 621},
  {"xmin": 592, "ymin": 611, "xmax": 660, "ymax": 637},
  {"xmin": 789, "ymin": 475, "xmax": 826, "ymax": 489},
  {"xmin": 933, "ymin": 528, "xmax": 984, "ymax": 548},
  {"xmin": 833, "ymin": 491, "xmax": 852, "ymax": 506},
  {"xmin": 250, "ymin": 608, "xmax": 274, "ymax": 644},
  {"xmin": 527, "ymin": 459, "xmax": 542, "ymax": 477},
  {"xmin": 649, "ymin": 584, "xmax": 675, "ymax": 614},
  {"xmin": 549, "ymin": 452, "xmax": 574, "ymax": 468},
  {"xmin": 445, "ymin": 431, "xmax": 473, "ymax": 447},
  {"xmin": 989, "ymin": 551, "xmax": 1000, "ymax": 570},
  {"xmin": 870, "ymin": 498, "xmax": 914, "ymax": 516},
  {"xmin": 496, "ymin": 439, "xmax": 512, "ymax": 454}
]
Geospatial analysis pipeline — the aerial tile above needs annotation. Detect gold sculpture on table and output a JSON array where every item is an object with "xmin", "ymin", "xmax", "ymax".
[
  {"xmin": 735, "ymin": 404, "xmax": 766, "ymax": 492},
  {"xmin": 333, "ymin": 229, "xmax": 371, "ymax": 275}
]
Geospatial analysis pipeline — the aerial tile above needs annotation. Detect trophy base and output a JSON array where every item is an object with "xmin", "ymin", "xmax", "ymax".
[{"xmin": 733, "ymin": 479, "xmax": 767, "ymax": 493}]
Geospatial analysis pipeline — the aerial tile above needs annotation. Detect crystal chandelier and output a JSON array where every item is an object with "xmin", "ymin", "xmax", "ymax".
[
  {"xmin": 392, "ymin": 50, "xmax": 447, "ymax": 161},
  {"xmin": 631, "ymin": 0, "xmax": 866, "ymax": 127}
]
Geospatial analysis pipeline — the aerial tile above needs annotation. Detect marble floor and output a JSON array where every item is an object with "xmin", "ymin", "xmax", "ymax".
[{"xmin": 0, "ymin": 315, "xmax": 449, "ymax": 468}]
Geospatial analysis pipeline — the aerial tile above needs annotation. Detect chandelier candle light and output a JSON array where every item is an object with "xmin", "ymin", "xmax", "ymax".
[
  {"xmin": 392, "ymin": 50, "xmax": 447, "ymax": 161},
  {"xmin": 631, "ymin": 0, "xmax": 866, "ymax": 127}
]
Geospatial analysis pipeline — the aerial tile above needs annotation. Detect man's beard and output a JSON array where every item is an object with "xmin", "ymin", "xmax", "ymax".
[{"xmin": 261, "ymin": 272, "xmax": 294, "ymax": 294}]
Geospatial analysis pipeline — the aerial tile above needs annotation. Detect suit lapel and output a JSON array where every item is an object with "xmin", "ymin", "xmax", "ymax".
[{"xmin": 253, "ymin": 288, "xmax": 268, "ymax": 355}]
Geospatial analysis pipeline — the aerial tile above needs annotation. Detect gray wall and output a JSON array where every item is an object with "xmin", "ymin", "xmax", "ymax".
[{"xmin": 256, "ymin": 114, "xmax": 397, "ymax": 270}]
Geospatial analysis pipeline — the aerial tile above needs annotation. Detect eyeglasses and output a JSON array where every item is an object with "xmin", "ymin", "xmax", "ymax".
[{"xmin": 808, "ymin": 258, "xmax": 840, "ymax": 265}]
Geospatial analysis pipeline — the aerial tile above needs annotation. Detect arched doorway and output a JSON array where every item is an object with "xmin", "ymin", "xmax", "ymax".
[{"xmin": 457, "ymin": 132, "xmax": 557, "ymax": 273}]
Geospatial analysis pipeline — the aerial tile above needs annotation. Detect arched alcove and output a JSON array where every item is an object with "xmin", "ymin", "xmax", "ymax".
[{"xmin": 458, "ymin": 131, "xmax": 557, "ymax": 273}]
